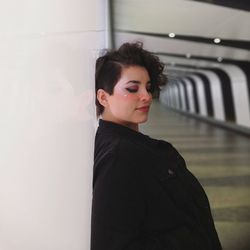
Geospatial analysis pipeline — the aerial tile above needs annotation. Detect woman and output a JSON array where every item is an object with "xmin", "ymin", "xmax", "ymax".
[{"xmin": 91, "ymin": 42, "xmax": 222, "ymax": 250}]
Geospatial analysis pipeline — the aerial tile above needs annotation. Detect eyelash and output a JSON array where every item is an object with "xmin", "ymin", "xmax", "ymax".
[
  {"xmin": 126, "ymin": 88, "xmax": 137, "ymax": 93},
  {"xmin": 126, "ymin": 87, "xmax": 152, "ymax": 93}
]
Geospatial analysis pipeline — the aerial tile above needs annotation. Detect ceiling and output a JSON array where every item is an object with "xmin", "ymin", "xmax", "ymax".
[
  {"xmin": 110, "ymin": 0, "xmax": 250, "ymax": 68},
  {"xmin": 191, "ymin": 0, "xmax": 250, "ymax": 12}
]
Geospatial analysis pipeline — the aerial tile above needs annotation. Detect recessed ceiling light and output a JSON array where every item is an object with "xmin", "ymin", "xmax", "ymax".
[
  {"xmin": 217, "ymin": 57, "xmax": 223, "ymax": 62},
  {"xmin": 214, "ymin": 38, "xmax": 221, "ymax": 44},
  {"xmin": 169, "ymin": 33, "xmax": 175, "ymax": 38}
]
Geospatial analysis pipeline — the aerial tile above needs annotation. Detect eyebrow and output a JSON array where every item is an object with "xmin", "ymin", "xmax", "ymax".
[{"xmin": 126, "ymin": 80, "xmax": 151, "ymax": 85}]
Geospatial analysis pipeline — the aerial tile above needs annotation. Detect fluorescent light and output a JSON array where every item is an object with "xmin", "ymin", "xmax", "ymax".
[
  {"xmin": 217, "ymin": 57, "xmax": 223, "ymax": 62},
  {"xmin": 214, "ymin": 38, "xmax": 221, "ymax": 44},
  {"xmin": 169, "ymin": 33, "xmax": 175, "ymax": 38}
]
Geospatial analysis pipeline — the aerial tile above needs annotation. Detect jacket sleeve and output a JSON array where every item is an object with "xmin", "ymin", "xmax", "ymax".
[{"xmin": 91, "ymin": 150, "xmax": 196, "ymax": 250}]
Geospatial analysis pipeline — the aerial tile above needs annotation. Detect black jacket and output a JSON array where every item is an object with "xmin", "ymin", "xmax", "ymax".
[{"xmin": 91, "ymin": 119, "xmax": 222, "ymax": 250}]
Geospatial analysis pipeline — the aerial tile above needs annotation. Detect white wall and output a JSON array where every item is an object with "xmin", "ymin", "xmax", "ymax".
[{"xmin": 0, "ymin": 1, "xmax": 106, "ymax": 249}]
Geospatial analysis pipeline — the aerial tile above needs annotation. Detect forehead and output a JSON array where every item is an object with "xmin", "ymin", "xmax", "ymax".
[{"xmin": 119, "ymin": 65, "xmax": 150, "ymax": 82}]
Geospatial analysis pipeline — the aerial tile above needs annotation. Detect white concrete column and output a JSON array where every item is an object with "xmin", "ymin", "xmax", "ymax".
[
  {"xmin": 169, "ymin": 86, "xmax": 174, "ymax": 107},
  {"xmin": 178, "ymin": 81, "xmax": 187, "ymax": 111},
  {"xmin": 196, "ymin": 70, "xmax": 225, "ymax": 121},
  {"xmin": 160, "ymin": 86, "xmax": 169, "ymax": 106},
  {"xmin": 166, "ymin": 86, "xmax": 171, "ymax": 106},
  {"xmin": 188, "ymin": 75, "xmax": 207, "ymax": 116},
  {"xmin": 183, "ymin": 78, "xmax": 195, "ymax": 113},
  {"xmin": 170, "ymin": 66, "xmax": 226, "ymax": 121},
  {"xmin": 172, "ymin": 85, "xmax": 178, "ymax": 108},
  {"xmin": 0, "ymin": 1, "xmax": 106, "ymax": 250},
  {"xmin": 174, "ymin": 84, "xmax": 180, "ymax": 109},
  {"xmin": 215, "ymin": 64, "xmax": 250, "ymax": 127}
]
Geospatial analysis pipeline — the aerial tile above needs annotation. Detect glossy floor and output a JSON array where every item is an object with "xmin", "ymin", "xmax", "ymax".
[{"xmin": 141, "ymin": 100, "xmax": 250, "ymax": 250}]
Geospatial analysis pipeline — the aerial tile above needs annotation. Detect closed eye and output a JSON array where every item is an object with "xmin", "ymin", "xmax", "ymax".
[{"xmin": 126, "ymin": 87, "xmax": 138, "ymax": 93}]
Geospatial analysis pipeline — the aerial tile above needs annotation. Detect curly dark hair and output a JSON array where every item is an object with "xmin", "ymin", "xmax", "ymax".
[{"xmin": 95, "ymin": 42, "xmax": 167, "ymax": 117}]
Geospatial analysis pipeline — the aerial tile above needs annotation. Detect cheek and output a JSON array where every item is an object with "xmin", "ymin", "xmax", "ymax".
[
  {"xmin": 110, "ymin": 93, "xmax": 137, "ymax": 115},
  {"xmin": 116, "ymin": 91, "xmax": 139, "ymax": 101}
]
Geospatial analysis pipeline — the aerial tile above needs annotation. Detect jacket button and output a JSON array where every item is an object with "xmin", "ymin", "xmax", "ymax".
[{"xmin": 168, "ymin": 169, "xmax": 174, "ymax": 175}]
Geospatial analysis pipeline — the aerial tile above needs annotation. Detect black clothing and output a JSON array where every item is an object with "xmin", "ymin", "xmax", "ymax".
[{"xmin": 91, "ymin": 119, "xmax": 222, "ymax": 250}]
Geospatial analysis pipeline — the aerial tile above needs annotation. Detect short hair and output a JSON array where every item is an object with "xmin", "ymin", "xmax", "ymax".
[{"xmin": 95, "ymin": 42, "xmax": 167, "ymax": 117}]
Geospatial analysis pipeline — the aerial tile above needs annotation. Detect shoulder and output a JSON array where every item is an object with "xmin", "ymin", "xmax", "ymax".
[
  {"xmin": 93, "ymin": 137, "xmax": 145, "ymax": 192},
  {"xmin": 94, "ymin": 134, "xmax": 149, "ymax": 168},
  {"xmin": 95, "ymin": 127, "xmax": 156, "ymax": 158},
  {"xmin": 93, "ymin": 133, "xmax": 154, "ymax": 180}
]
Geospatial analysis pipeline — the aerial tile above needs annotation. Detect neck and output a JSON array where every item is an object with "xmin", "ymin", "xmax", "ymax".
[
  {"xmin": 129, "ymin": 123, "xmax": 139, "ymax": 132},
  {"xmin": 101, "ymin": 114, "xmax": 139, "ymax": 132}
]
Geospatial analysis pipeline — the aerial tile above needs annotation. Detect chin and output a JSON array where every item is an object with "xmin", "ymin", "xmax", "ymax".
[{"xmin": 138, "ymin": 116, "xmax": 149, "ymax": 124}]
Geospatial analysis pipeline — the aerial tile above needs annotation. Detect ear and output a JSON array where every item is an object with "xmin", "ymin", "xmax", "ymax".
[{"xmin": 96, "ymin": 89, "xmax": 110, "ymax": 107}]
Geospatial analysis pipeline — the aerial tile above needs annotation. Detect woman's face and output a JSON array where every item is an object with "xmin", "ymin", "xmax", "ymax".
[{"xmin": 102, "ymin": 65, "xmax": 153, "ymax": 130}]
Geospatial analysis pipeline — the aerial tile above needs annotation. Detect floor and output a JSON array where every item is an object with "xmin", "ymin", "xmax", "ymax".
[{"xmin": 140, "ymin": 100, "xmax": 250, "ymax": 250}]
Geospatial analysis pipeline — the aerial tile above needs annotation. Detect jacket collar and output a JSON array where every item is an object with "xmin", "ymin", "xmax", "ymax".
[
  {"xmin": 97, "ymin": 119, "xmax": 158, "ymax": 148},
  {"xmin": 97, "ymin": 119, "xmax": 179, "ymax": 182}
]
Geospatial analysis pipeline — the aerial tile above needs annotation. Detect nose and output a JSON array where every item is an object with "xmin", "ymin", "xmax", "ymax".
[{"xmin": 139, "ymin": 89, "xmax": 152, "ymax": 102}]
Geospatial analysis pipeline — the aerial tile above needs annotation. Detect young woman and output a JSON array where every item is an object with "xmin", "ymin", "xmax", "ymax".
[{"xmin": 91, "ymin": 42, "xmax": 222, "ymax": 250}]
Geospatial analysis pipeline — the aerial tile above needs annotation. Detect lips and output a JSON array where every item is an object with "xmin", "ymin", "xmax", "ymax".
[{"xmin": 136, "ymin": 106, "xmax": 150, "ymax": 112}]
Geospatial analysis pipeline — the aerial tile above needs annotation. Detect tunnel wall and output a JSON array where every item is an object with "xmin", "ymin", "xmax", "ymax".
[
  {"xmin": 111, "ymin": 0, "xmax": 250, "ymax": 130},
  {"xmin": 160, "ymin": 64, "xmax": 250, "ymax": 128}
]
